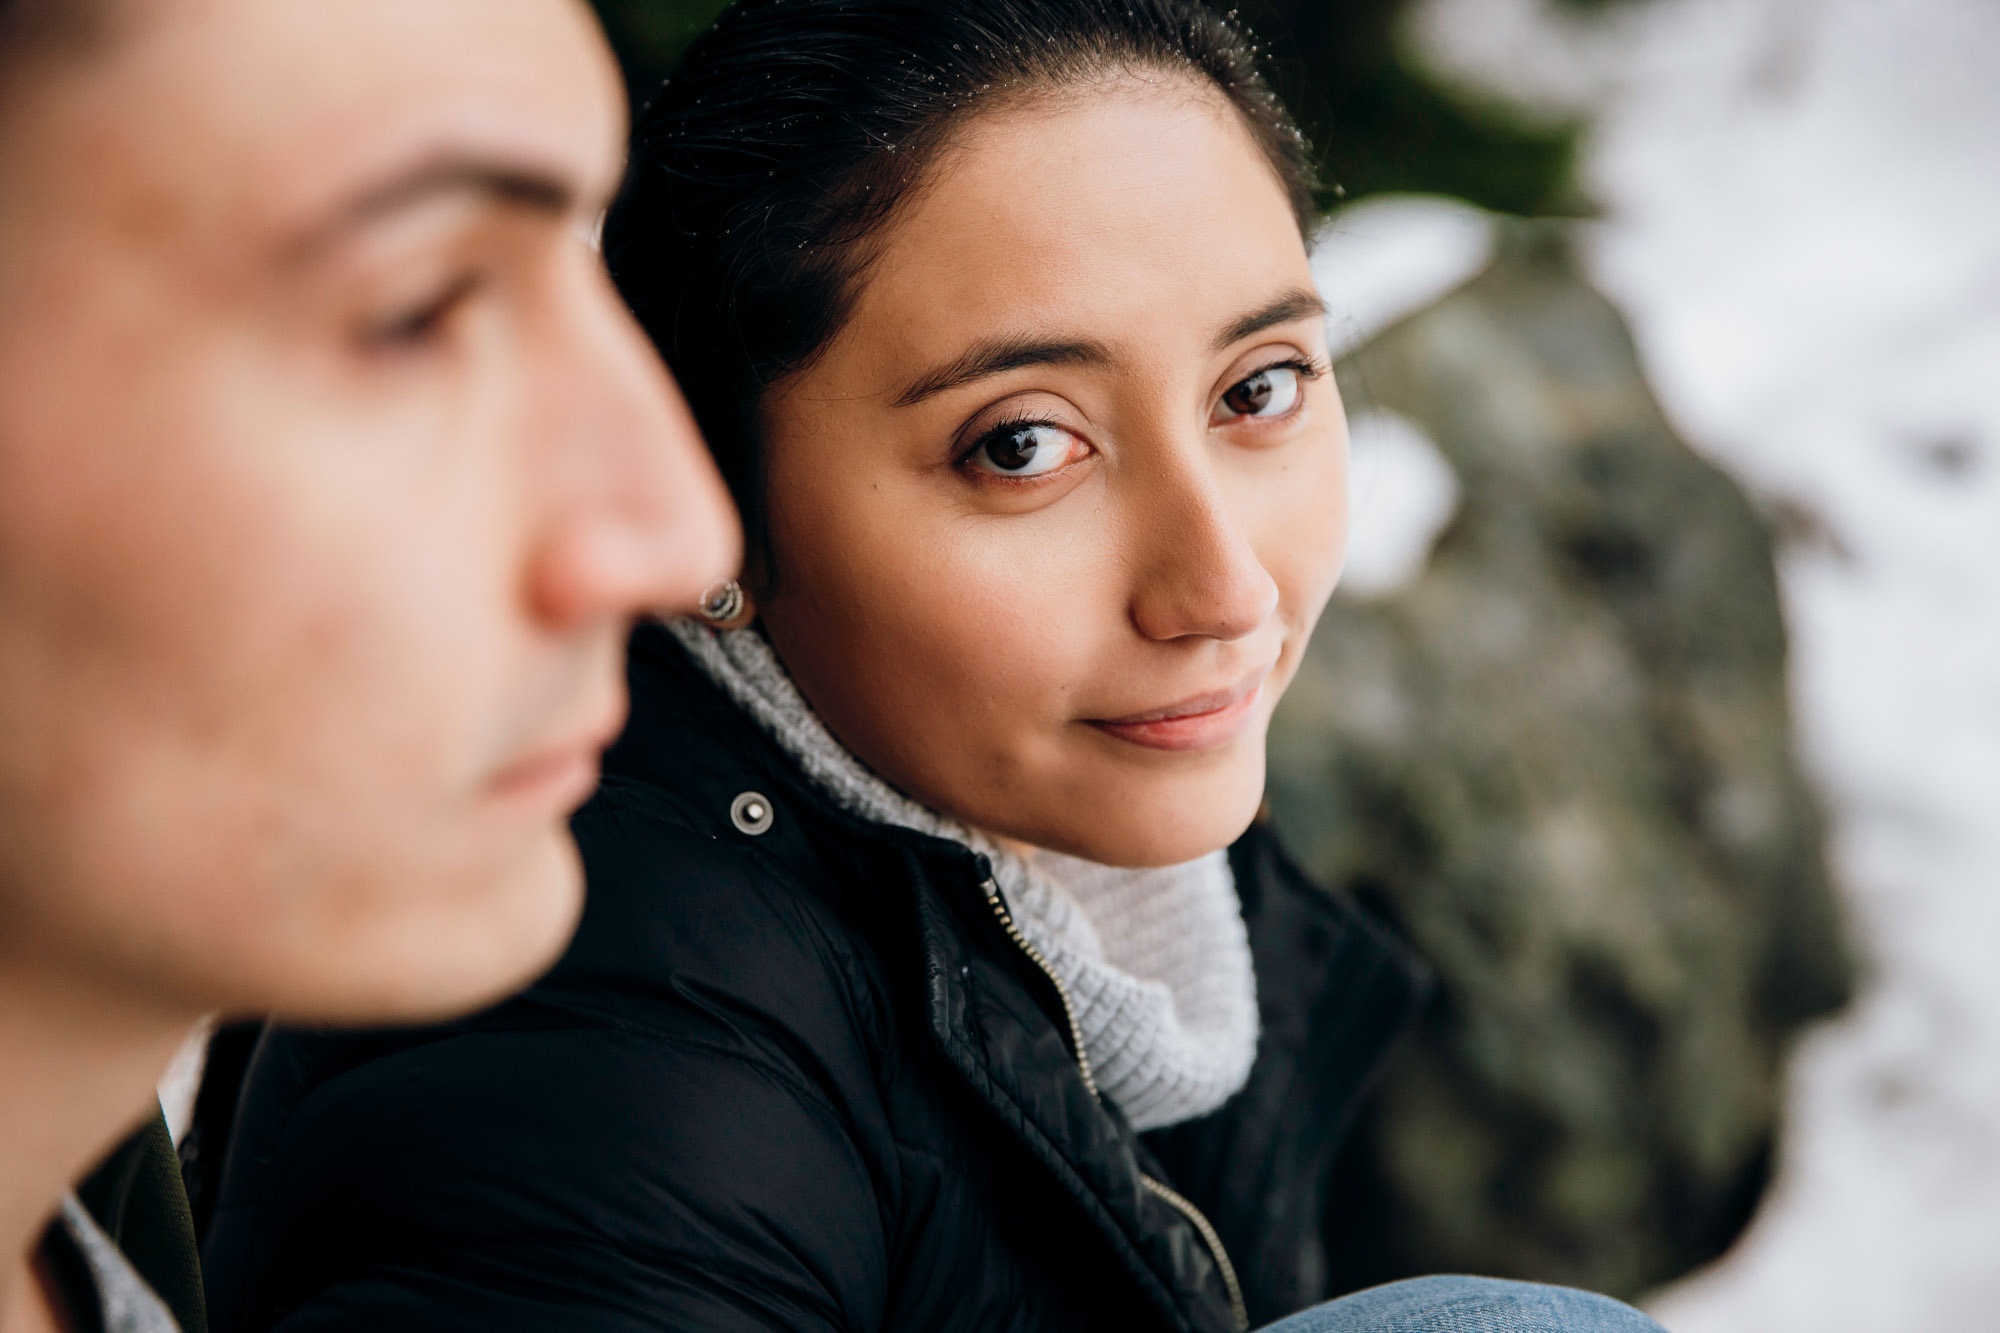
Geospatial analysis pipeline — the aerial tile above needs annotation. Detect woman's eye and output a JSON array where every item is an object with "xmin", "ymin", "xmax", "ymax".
[
  {"xmin": 966, "ymin": 422, "xmax": 1082, "ymax": 478},
  {"xmin": 1216, "ymin": 364, "xmax": 1304, "ymax": 421}
]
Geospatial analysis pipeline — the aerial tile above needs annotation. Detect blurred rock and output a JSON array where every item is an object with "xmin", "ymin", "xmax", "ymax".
[{"xmin": 1269, "ymin": 222, "xmax": 1854, "ymax": 1299}]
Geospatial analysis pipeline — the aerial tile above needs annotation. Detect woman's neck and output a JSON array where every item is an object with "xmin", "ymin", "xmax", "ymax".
[{"xmin": 0, "ymin": 960, "xmax": 193, "ymax": 1333}]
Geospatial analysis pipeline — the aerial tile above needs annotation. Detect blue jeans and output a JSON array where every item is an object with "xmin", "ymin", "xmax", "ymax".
[{"xmin": 1261, "ymin": 1276, "xmax": 1668, "ymax": 1332}]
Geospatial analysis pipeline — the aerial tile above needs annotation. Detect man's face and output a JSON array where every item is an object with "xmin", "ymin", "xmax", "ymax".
[{"xmin": 0, "ymin": 0, "xmax": 738, "ymax": 1021}]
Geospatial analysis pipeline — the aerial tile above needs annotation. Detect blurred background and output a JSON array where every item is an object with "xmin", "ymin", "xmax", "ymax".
[{"xmin": 601, "ymin": 0, "xmax": 1999, "ymax": 1324}]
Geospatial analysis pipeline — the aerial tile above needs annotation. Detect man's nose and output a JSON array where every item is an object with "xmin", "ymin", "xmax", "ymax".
[{"xmin": 525, "ymin": 274, "xmax": 741, "ymax": 629}]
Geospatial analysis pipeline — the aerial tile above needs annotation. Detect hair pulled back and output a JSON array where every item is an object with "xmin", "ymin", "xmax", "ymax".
[{"xmin": 603, "ymin": 0, "xmax": 1318, "ymax": 571}]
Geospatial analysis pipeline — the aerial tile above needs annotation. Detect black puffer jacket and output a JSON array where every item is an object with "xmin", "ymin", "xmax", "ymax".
[{"xmin": 204, "ymin": 625, "xmax": 1427, "ymax": 1333}]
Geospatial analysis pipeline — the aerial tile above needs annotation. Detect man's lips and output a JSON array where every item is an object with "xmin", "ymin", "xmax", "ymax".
[
  {"xmin": 1085, "ymin": 665, "xmax": 1275, "ymax": 752},
  {"xmin": 487, "ymin": 708, "xmax": 625, "ymax": 807}
]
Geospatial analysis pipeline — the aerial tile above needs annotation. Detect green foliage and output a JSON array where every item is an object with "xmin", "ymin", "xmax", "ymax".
[
  {"xmin": 586, "ymin": 0, "xmax": 1613, "ymax": 216},
  {"xmin": 589, "ymin": 0, "xmax": 733, "ymax": 111},
  {"xmin": 1298, "ymin": 58, "xmax": 1586, "ymax": 217},
  {"xmin": 1231, "ymin": 0, "xmax": 1590, "ymax": 216}
]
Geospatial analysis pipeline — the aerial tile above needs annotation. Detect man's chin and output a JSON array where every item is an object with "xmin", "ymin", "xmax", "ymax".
[{"xmin": 263, "ymin": 835, "xmax": 587, "ymax": 1027}]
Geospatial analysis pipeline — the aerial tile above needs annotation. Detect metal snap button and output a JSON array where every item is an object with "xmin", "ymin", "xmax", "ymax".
[{"xmin": 730, "ymin": 791, "xmax": 774, "ymax": 836}]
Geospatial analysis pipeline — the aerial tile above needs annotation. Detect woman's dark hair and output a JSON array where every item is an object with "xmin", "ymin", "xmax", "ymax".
[{"xmin": 603, "ymin": 0, "xmax": 1318, "ymax": 574}]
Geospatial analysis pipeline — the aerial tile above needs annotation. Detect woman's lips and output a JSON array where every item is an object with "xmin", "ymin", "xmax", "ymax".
[{"xmin": 1086, "ymin": 667, "xmax": 1273, "ymax": 753}]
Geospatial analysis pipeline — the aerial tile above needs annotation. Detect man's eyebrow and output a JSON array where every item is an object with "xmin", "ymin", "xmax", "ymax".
[
  {"xmin": 286, "ymin": 154, "xmax": 583, "ymax": 260},
  {"xmin": 891, "ymin": 336, "xmax": 1111, "ymax": 408},
  {"xmin": 1212, "ymin": 287, "xmax": 1329, "ymax": 352}
]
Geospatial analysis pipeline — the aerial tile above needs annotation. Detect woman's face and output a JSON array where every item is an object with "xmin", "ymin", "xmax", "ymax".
[{"xmin": 758, "ymin": 76, "xmax": 1346, "ymax": 867}]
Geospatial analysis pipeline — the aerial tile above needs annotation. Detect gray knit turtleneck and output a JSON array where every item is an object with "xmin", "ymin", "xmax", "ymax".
[{"xmin": 670, "ymin": 619, "xmax": 1260, "ymax": 1132}]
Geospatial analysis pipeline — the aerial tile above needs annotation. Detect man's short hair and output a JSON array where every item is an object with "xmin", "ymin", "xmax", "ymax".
[{"xmin": 0, "ymin": 0, "xmax": 111, "ymax": 71}]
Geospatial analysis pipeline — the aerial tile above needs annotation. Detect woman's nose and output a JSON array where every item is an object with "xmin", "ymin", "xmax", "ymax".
[
  {"xmin": 1125, "ymin": 451, "xmax": 1279, "ymax": 644},
  {"xmin": 525, "ymin": 279, "xmax": 741, "ymax": 629}
]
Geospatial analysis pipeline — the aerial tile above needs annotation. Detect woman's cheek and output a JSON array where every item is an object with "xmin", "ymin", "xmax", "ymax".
[{"xmin": 1253, "ymin": 449, "xmax": 1348, "ymax": 630}]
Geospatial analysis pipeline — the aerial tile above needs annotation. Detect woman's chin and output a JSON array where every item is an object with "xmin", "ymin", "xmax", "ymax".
[{"xmin": 1003, "ymin": 768, "xmax": 1269, "ymax": 870}]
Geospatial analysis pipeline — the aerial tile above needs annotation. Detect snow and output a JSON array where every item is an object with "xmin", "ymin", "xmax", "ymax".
[
  {"xmin": 1390, "ymin": 0, "xmax": 2000, "ymax": 1324},
  {"xmin": 1308, "ymin": 197, "xmax": 1487, "ymax": 602},
  {"xmin": 1312, "ymin": 195, "xmax": 1497, "ymax": 357},
  {"xmin": 1340, "ymin": 407, "xmax": 1465, "ymax": 600}
]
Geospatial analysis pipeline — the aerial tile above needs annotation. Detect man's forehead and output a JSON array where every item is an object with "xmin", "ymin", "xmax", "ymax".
[
  {"xmin": 22, "ymin": 0, "xmax": 622, "ymax": 251},
  {"xmin": 237, "ymin": 5, "xmax": 621, "ymax": 236}
]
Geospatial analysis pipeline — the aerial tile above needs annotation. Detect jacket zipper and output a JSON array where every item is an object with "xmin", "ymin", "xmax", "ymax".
[
  {"xmin": 980, "ymin": 876, "xmax": 1248, "ymax": 1332},
  {"xmin": 1138, "ymin": 1176, "xmax": 1250, "ymax": 1333}
]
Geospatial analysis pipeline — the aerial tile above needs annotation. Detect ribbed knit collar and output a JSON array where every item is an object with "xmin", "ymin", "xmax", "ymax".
[{"xmin": 669, "ymin": 619, "xmax": 1259, "ymax": 1131}]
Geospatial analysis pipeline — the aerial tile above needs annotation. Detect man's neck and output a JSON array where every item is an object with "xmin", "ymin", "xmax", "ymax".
[
  {"xmin": 0, "ymin": 963, "xmax": 193, "ymax": 1333},
  {"xmin": 3, "ymin": 1247, "xmax": 69, "ymax": 1333}
]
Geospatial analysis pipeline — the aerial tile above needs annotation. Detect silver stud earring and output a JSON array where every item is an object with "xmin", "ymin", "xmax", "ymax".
[{"xmin": 696, "ymin": 580, "xmax": 753, "ymax": 629}]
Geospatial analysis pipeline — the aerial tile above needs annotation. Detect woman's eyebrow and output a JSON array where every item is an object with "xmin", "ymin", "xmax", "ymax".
[
  {"xmin": 1211, "ymin": 287, "xmax": 1328, "ymax": 352},
  {"xmin": 889, "ymin": 287, "xmax": 1324, "ymax": 408},
  {"xmin": 892, "ymin": 335, "xmax": 1110, "ymax": 407}
]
